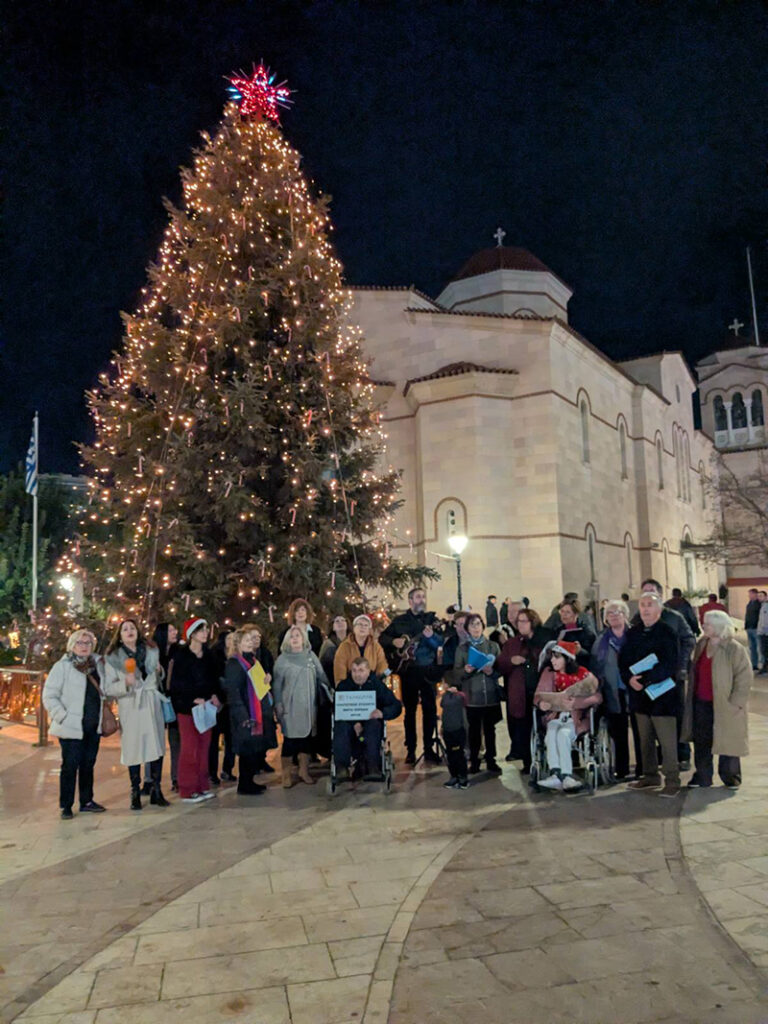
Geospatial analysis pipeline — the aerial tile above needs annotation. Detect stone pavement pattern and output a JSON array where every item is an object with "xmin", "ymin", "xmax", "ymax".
[{"xmin": 1, "ymin": 695, "xmax": 767, "ymax": 1024}]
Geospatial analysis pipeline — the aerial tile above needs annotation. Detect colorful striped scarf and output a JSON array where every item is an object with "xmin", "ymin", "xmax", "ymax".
[{"xmin": 237, "ymin": 655, "xmax": 264, "ymax": 736}]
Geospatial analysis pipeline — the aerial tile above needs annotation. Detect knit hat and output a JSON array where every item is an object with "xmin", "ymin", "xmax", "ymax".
[
  {"xmin": 182, "ymin": 617, "xmax": 207, "ymax": 643},
  {"xmin": 352, "ymin": 614, "xmax": 373, "ymax": 628}
]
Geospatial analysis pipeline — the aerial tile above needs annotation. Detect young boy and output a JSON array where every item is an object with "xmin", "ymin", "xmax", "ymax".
[
  {"xmin": 334, "ymin": 657, "xmax": 402, "ymax": 781},
  {"xmin": 441, "ymin": 686, "xmax": 469, "ymax": 789}
]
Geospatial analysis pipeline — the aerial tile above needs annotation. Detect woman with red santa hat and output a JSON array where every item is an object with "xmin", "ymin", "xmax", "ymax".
[{"xmin": 168, "ymin": 618, "xmax": 221, "ymax": 804}]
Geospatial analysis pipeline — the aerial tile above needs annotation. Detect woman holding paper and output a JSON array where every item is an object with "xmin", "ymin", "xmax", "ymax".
[
  {"xmin": 105, "ymin": 620, "xmax": 169, "ymax": 811},
  {"xmin": 683, "ymin": 611, "xmax": 752, "ymax": 789},
  {"xmin": 454, "ymin": 613, "xmax": 502, "ymax": 774},
  {"xmin": 618, "ymin": 593, "xmax": 681, "ymax": 797},
  {"xmin": 224, "ymin": 626, "xmax": 277, "ymax": 795},
  {"xmin": 169, "ymin": 618, "xmax": 221, "ymax": 804},
  {"xmin": 273, "ymin": 626, "xmax": 331, "ymax": 787}
]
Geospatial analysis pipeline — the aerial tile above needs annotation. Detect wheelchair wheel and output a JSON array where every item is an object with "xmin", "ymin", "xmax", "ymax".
[
  {"xmin": 596, "ymin": 718, "xmax": 616, "ymax": 786},
  {"xmin": 529, "ymin": 728, "xmax": 546, "ymax": 787}
]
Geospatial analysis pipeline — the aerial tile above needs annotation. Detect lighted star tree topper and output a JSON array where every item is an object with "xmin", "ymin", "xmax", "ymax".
[{"xmin": 227, "ymin": 64, "xmax": 292, "ymax": 122}]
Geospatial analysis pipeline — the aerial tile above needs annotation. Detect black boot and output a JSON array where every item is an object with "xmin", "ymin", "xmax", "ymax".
[
  {"xmin": 141, "ymin": 781, "xmax": 152, "ymax": 796},
  {"xmin": 130, "ymin": 787, "xmax": 142, "ymax": 811},
  {"xmin": 149, "ymin": 759, "xmax": 170, "ymax": 806}
]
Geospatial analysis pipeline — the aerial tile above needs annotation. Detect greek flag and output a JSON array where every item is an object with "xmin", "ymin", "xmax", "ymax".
[{"xmin": 25, "ymin": 423, "xmax": 37, "ymax": 496}]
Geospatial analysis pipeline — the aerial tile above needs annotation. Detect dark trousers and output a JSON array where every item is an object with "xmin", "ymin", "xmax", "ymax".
[
  {"xmin": 676, "ymin": 677, "xmax": 690, "ymax": 763},
  {"xmin": 692, "ymin": 699, "xmax": 742, "ymax": 786},
  {"xmin": 746, "ymin": 629, "xmax": 760, "ymax": 670},
  {"xmin": 402, "ymin": 667, "xmax": 437, "ymax": 755},
  {"xmin": 168, "ymin": 721, "xmax": 180, "ymax": 784},
  {"xmin": 208, "ymin": 706, "xmax": 234, "ymax": 780},
  {"xmin": 605, "ymin": 690, "xmax": 631, "ymax": 779},
  {"xmin": 333, "ymin": 719, "xmax": 383, "ymax": 769},
  {"xmin": 467, "ymin": 706, "xmax": 498, "ymax": 767},
  {"xmin": 507, "ymin": 692, "xmax": 534, "ymax": 769},
  {"xmin": 129, "ymin": 758, "xmax": 163, "ymax": 789},
  {"xmin": 635, "ymin": 712, "xmax": 680, "ymax": 785},
  {"xmin": 59, "ymin": 731, "xmax": 100, "ymax": 811},
  {"xmin": 444, "ymin": 726, "xmax": 468, "ymax": 780},
  {"xmin": 237, "ymin": 753, "xmax": 264, "ymax": 793}
]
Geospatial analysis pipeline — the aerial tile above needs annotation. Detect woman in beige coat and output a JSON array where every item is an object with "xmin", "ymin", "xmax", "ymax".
[{"xmin": 684, "ymin": 610, "xmax": 752, "ymax": 789}]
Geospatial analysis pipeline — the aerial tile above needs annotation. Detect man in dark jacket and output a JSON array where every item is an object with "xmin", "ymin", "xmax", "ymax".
[
  {"xmin": 744, "ymin": 588, "xmax": 762, "ymax": 671},
  {"xmin": 633, "ymin": 578, "xmax": 696, "ymax": 769},
  {"xmin": 485, "ymin": 596, "xmax": 499, "ymax": 628},
  {"xmin": 664, "ymin": 588, "xmax": 700, "ymax": 638},
  {"xmin": 334, "ymin": 658, "xmax": 402, "ymax": 780},
  {"xmin": 379, "ymin": 587, "xmax": 442, "ymax": 765},
  {"xmin": 619, "ymin": 592, "xmax": 681, "ymax": 797}
]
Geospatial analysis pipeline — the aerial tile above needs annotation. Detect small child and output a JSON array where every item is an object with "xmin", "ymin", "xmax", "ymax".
[
  {"xmin": 441, "ymin": 686, "xmax": 469, "ymax": 790},
  {"xmin": 533, "ymin": 640, "xmax": 600, "ymax": 792}
]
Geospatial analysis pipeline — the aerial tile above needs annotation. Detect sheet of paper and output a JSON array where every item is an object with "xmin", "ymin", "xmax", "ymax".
[{"xmin": 335, "ymin": 690, "xmax": 377, "ymax": 722}]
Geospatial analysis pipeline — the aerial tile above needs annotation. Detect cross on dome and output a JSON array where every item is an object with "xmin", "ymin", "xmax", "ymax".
[
  {"xmin": 728, "ymin": 318, "xmax": 745, "ymax": 337},
  {"xmin": 493, "ymin": 227, "xmax": 506, "ymax": 247}
]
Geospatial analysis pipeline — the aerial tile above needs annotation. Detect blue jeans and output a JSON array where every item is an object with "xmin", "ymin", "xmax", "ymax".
[{"xmin": 746, "ymin": 629, "xmax": 760, "ymax": 670}]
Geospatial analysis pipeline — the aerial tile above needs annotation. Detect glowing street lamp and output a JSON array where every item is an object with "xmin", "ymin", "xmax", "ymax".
[{"xmin": 447, "ymin": 534, "xmax": 468, "ymax": 608}]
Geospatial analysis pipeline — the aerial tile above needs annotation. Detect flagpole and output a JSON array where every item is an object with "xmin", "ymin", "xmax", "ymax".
[
  {"xmin": 32, "ymin": 412, "xmax": 39, "ymax": 611},
  {"xmin": 747, "ymin": 246, "xmax": 761, "ymax": 347}
]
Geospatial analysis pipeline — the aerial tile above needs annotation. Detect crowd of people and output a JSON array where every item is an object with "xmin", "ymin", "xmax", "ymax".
[{"xmin": 40, "ymin": 579, "xmax": 753, "ymax": 819}]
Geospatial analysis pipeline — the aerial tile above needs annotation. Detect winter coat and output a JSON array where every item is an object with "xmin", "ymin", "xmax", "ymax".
[
  {"xmin": 632, "ymin": 606, "xmax": 695, "ymax": 674},
  {"xmin": 319, "ymin": 635, "xmax": 342, "ymax": 683},
  {"xmin": 533, "ymin": 667, "xmax": 601, "ymax": 737},
  {"xmin": 589, "ymin": 628, "xmax": 629, "ymax": 715},
  {"xmin": 745, "ymin": 599, "xmax": 762, "ymax": 632},
  {"xmin": 104, "ymin": 644, "xmax": 166, "ymax": 766},
  {"xmin": 223, "ymin": 653, "xmax": 278, "ymax": 757},
  {"xmin": 272, "ymin": 650, "xmax": 331, "ymax": 738},
  {"xmin": 485, "ymin": 601, "xmax": 499, "ymax": 628},
  {"xmin": 43, "ymin": 654, "xmax": 117, "ymax": 740},
  {"xmin": 168, "ymin": 645, "xmax": 220, "ymax": 715},
  {"xmin": 333, "ymin": 634, "xmax": 388, "ymax": 685},
  {"xmin": 682, "ymin": 638, "xmax": 752, "ymax": 756},
  {"xmin": 379, "ymin": 610, "xmax": 442, "ymax": 673},
  {"xmin": 758, "ymin": 602, "xmax": 768, "ymax": 637},
  {"xmin": 454, "ymin": 637, "xmax": 502, "ymax": 708},
  {"xmin": 548, "ymin": 621, "xmax": 597, "ymax": 668},
  {"xmin": 496, "ymin": 632, "xmax": 546, "ymax": 718},
  {"xmin": 618, "ymin": 619, "xmax": 679, "ymax": 717}
]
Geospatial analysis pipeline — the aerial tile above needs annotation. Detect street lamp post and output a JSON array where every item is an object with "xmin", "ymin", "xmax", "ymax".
[{"xmin": 447, "ymin": 534, "xmax": 468, "ymax": 609}]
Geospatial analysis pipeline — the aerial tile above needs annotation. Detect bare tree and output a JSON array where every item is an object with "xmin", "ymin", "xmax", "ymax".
[{"xmin": 705, "ymin": 451, "xmax": 768, "ymax": 568}]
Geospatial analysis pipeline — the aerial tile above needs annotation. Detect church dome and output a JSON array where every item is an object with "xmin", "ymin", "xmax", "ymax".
[{"xmin": 451, "ymin": 246, "xmax": 557, "ymax": 282}]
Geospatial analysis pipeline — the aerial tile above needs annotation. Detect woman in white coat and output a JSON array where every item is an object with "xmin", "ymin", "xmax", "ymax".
[
  {"xmin": 42, "ymin": 628, "xmax": 116, "ymax": 820},
  {"xmin": 104, "ymin": 619, "xmax": 169, "ymax": 810}
]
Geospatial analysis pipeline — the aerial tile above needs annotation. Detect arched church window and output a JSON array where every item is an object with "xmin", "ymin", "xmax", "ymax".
[
  {"xmin": 752, "ymin": 390, "xmax": 764, "ymax": 426},
  {"xmin": 580, "ymin": 401, "xmax": 590, "ymax": 463},
  {"xmin": 619, "ymin": 423, "xmax": 628, "ymax": 479},
  {"xmin": 731, "ymin": 392, "xmax": 747, "ymax": 429},
  {"xmin": 713, "ymin": 396, "xmax": 727, "ymax": 431},
  {"xmin": 656, "ymin": 438, "xmax": 664, "ymax": 490}
]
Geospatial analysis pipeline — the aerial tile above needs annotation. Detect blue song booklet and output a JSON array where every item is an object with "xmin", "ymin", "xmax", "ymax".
[
  {"xmin": 628, "ymin": 653, "xmax": 675, "ymax": 700},
  {"xmin": 468, "ymin": 646, "xmax": 496, "ymax": 671}
]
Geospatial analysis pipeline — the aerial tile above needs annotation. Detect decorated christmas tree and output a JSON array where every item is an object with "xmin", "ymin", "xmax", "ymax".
[{"xmin": 77, "ymin": 65, "xmax": 434, "ymax": 630}]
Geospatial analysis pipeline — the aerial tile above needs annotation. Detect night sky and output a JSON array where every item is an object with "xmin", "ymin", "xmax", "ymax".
[{"xmin": 3, "ymin": 0, "xmax": 768, "ymax": 473}]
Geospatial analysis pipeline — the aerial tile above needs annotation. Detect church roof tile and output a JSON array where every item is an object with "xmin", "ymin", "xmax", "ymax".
[
  {"xmin": 404, "ymin": 361, "xmax": 518, "ymax": 395},
  {"xmin": 450, "ymin": 246, "xmax": 570, "ymax": 289}
]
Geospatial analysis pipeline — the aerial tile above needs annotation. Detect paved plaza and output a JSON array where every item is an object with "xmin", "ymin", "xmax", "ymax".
[{"xmin": 0, "ymin": 686, "xmax": 767, "ymax": 1024}]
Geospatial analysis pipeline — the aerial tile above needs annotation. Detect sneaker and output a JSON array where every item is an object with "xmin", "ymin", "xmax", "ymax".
[
  {"xmin": 61, "ymin": 807, "xmax": 74, "ymax": 820},
  {"xmin": 627, "ymin": 776, "xmax": 662, "ymax": 790},
  {"xmin": 443, "ymin": 777, "xmax": 460, "ymax": 789},
  {"xmin": 686, "ymin": 774, "xmax": 711, "ymax": 789},
  {"xmin": 723, "ymin": 782, "xmax": 741, "ymax": 790},
  {"xmin": 562, "ymin": 775, "xmax": 583, "ymax": 791},
  {"xmin": 423, "ymin": 750, "xmax": 441, "ymax": 765},
  {"xmin": 181, "ymin": 793, "xmax": 206, "ymax": 804},
  {"xmin": 79, "ymin": 801, "xmax": 106, "ymax": 813},
  {"xmin": 458, "ymin": 777, "xmax": 469, "ymax": 789},
  {"xmin": 200, "ymin": 790, "xmax": 216, "ymax": 800},
  {"xmin": 486, "ymin": 760, "xmax": 503, "ymax": 775},
  {"xmin": 658, "ymin": 784, "xmax": 681, "ymax": 798},
  {"xmin": 538, "ymin": 774, "xmax": 563, "ymax": 791}
]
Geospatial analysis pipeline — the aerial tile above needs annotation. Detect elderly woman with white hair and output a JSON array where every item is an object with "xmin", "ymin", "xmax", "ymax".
[
  {"xmin": 272, "ymin": 625, "xmax": 331, "ymax": 787},
  {"xmin": 42, "ymin": 629, "xmax": 118, "ymax": 820},
  {"xmin": 333, "ymin": 614, "xmax": 389, "ymax": 684},
  {"xmin": 590, "ymin": 599, "xmax": 632, "ymax": 779},
  {"xmin": 683, "ymin": 610, "xmax": 752, "ymax": 789}
]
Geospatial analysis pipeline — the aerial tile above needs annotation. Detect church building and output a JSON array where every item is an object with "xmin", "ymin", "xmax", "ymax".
[{"xmin": 352, "ymin": 238, "xmax": 723, "ymax": 614}]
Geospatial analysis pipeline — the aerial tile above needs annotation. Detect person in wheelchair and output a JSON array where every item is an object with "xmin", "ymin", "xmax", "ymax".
[
  {"xmin": 533, "ymin": 640, "xmax": 601, "ymax": 791},
  {"xmin": 334, "ymin": 657, "xmax": 402, "ymax": 781}
]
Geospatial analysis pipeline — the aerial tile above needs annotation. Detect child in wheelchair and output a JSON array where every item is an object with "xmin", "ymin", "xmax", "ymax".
[
  {"xmin": 334, "ymin": 657, "xmax": 402, "ymax": 781},
  {"xmin": 533, "ymin": 640, "xmax": 601, "ymax": 791}
]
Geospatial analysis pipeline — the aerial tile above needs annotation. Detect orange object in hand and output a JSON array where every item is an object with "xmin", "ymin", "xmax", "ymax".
[{"xmin": 124, "ymin": 658, "xmax": 136, "ymax": 674}]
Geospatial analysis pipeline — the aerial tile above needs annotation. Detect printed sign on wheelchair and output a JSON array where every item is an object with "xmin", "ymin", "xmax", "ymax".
[{"xmin": 334, "ymin": 690, "xmax": 377, "ymax": 722}]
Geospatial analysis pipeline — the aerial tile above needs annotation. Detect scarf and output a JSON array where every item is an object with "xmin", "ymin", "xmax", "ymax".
[
  {"xmin": 120, "ymin": 642, "xmax": 147, "ymax": 679},
  {"xmin": 237, "ymin": 654, "xmax": 264, "ymax": 736}
]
